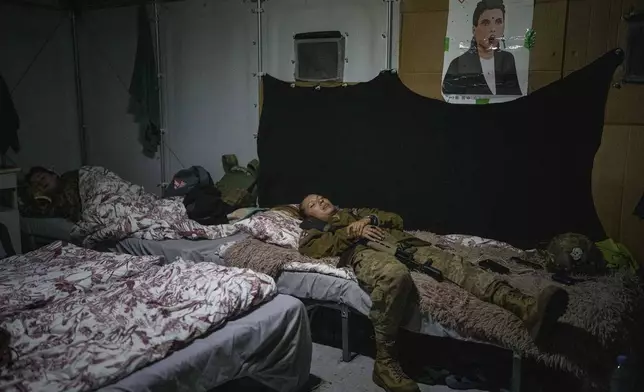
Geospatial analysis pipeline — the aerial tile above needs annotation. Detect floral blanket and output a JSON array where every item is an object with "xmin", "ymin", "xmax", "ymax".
[
  {"xmin": 73, "ymin": 166, "xmax": 239, "ymax": 247},
  {"xmin": 0, "ymin": 242, "xmax": 276, "ymax": 392}
]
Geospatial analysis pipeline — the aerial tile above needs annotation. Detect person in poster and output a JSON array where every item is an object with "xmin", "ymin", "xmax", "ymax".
[{"xmin": 442, "ymin": 0, "xmax": 523, "ymax": 96}]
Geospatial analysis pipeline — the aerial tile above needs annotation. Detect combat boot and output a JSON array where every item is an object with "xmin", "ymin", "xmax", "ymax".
[
  {"xmin": 372, "ymin": 339, "xmax": 420, "ymax": 392},
  {"xmin": 491, "ymin": 284, "xmax": 569, "ymax": 343}
]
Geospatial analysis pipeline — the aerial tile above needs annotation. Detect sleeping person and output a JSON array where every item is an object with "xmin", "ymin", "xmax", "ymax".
[
  {"xmin": 19, "ymin": 167, "xmax": 81, "ymax": 222},
  {"xmin": 298, "ymin": 194, "xmax": 568, "ymax": 392}
]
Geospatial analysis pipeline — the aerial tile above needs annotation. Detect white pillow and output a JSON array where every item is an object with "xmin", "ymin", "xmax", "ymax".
[{"xmin": 234, "ymin": 210, "xmax": 302, "ymax": 249}]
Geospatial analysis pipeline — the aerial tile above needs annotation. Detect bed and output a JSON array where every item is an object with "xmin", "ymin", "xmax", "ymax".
[
  {"xmin": 93, "ymin": 206, "xmax": 643, "ymax": 392},
  {"xmin": 114, "ymin": 234, "xmax": 490, "ymax": 353},
  {"xmin": 0, "ymin": 242, "xmax": 312, "ymax": 392},
  {"xmin": 99, "ymin": 293, "xmax": 311, "ymax": 392}
]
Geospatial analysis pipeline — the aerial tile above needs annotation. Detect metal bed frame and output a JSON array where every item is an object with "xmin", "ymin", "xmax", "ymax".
[{"xmin": 303, "ymin": 299, "xmax": 524, "ymax": 392}]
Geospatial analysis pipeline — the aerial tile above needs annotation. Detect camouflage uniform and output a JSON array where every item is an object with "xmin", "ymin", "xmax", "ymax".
[
  {"xmin": 19, "ymin": 170, "xmax": 82, "ymax": 222},
  {"xmin": 300, "ymin": 208, "xmax": 568, "ymax": 392},
  {"xmin": 301, "ymin": 208, "xmax": 514, "ymax": 335}
]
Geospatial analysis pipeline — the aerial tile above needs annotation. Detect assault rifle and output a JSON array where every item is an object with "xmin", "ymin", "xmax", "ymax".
[{"xmin": 364, "ymin": 239, "xmax": 445, "ymax": 282}]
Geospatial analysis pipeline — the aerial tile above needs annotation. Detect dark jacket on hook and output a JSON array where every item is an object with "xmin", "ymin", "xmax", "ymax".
[
  {"xmin": 0, "ymin": 74, "xmax": 20, "ymax": 156},
  {"xmin": 128, "ymin": 4, "xmax": 161, "ymax": 158}
]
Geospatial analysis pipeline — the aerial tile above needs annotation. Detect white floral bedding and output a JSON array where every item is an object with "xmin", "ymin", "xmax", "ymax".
[
  {"xmin": 73, "ymin": 166, "xmax": 239, "ymax": 247},
  {"xmin": 0, "ymin": 242, "xmax": 276, "ymax": 392}
]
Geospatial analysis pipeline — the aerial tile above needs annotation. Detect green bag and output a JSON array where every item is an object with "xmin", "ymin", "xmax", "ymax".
[
  {"xmin": 215, "ymin": 154, "xmax": 259, "ymax": 208},
  {"xmin": 596, "ymin": 238, "xmax": 639, "ymax": 273}
]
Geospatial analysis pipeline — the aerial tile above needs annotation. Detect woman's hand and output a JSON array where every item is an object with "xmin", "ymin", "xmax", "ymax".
[
  {"xmin": 361, "ymin": 225, "xmax": 386, "ymax": 242},
  {"xmin": 347, "ymin": 218, "xmax": 371, "ymax": 239}
]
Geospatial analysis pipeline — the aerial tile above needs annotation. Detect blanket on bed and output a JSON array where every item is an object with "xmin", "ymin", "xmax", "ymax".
[
  {"xmin": 73, "ymin": 166, "xmax": 238, "ymax": 247},
  {"xmin": 0, "ymin": 242, "xmax": 276, "ymax": 392},
  {"xmin": 223, "ymin": 234, "xmax": 643, "ymax": 387}
]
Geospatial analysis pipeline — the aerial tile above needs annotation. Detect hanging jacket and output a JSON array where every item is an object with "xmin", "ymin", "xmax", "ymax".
[{"xmin": 128, "ymin": 5, "xmax": 160, "ymax": 158}]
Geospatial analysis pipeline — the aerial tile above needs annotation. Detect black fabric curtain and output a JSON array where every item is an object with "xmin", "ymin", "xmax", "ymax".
[
  {"xmin": 257, "ymin": 49, "xmax": 624, "ymax": 249},
  {"xmin": 635, "ymin": 193, "xmax": 644, "ymax": 219}
]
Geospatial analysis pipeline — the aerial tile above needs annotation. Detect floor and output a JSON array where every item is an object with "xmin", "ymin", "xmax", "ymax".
[{"xmin": 309, "ymin": 343, "xmax": 488, "ymax": 392}]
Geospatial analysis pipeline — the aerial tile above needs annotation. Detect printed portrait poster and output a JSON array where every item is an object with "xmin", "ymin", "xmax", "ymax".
[{"xmin": 442, "ymin": 0, "xmax": 534, "ymax": 104}]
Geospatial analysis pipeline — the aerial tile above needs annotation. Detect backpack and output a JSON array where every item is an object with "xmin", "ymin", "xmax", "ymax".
[
  {"xmin": 215, "ymin": 155, "xmax": 259, "ymax": 208},
  {"xmin": 183, "ymin": 185, "xmax": 235, "ymax": 225},
  {"xmin": 163, "ymin": 166, "xmax": 213, "ymax": 198}
]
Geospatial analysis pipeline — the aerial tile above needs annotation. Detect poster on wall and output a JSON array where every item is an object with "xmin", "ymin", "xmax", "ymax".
[{"xmin": 442, "ymin": 0, "xmax": 535, "ymax": 104}]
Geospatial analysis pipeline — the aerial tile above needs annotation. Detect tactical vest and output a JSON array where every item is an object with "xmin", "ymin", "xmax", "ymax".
[{"xmin": 215, "ymin": 154, "xmax": 259, "ymax": 208}]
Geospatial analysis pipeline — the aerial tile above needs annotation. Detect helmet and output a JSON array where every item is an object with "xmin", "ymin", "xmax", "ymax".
[{"xmin": 545, "ymin": 233, "xmax": 606, "ymax": 275}]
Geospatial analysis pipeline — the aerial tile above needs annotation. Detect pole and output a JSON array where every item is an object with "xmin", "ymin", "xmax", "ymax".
[
  {"xmin": 153, "ymin": 0, "xmax": 167, "ymax": 189},
  {"xmin": 385, "ymin": 0, "xmax": 394, "ymax": 70},
  {"xmin": 71, "ymin": 9, "xmax": 87, "ymax": 165},
  {"xmin": 256, "ymin": 0, "xmax": 263, "ymax": 96}
]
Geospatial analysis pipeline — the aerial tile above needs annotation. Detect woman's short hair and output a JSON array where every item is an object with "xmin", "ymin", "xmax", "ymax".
[
  {"xmin": 473, "ymin": 0, "xmax": 506, "ymax": 26},
  {"xmin": 24, "ymin": 166, "xmax": 55, "ymax": 185}
]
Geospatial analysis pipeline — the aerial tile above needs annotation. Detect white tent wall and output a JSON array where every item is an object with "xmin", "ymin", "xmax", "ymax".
[
  {"xmin": 77, "ymin": 7, "xmax": 162, "ymax": 192},
  {"xmin": 163, "ymin": 0, "xmax": 257, "ymax": 185},
  {"xmin": 163, "ymin": 0, "xmax": 400, "ymax": 184},
  {"xmin": 1, "ymin": 0, "xmax": 399, "ymax": 191},
  {"xmin": 262, "ymin": 0, "xmax": 398, "ymax": 83},
  {"xmin": 0, "ymin": 4, "xmax": 81, "ymax": 173}
]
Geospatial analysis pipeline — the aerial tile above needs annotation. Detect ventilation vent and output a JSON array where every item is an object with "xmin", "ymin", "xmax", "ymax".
[{"xmin": 294, "ymin": 31, "xmax": 345, "ymax": 82}]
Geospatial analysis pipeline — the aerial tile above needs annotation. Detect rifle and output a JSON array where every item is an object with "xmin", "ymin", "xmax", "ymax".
[{"xmin": 364, "ymin": 238, "xmax": 445, "ymax": 282}]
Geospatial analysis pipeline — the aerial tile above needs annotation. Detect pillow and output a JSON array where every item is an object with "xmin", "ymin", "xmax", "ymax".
[
  {"xmin": 269, "ymin": 204, "xmax": 302, "ymax": 219},
  {"xmin": 234, "ymin": 209, "xmax": 302, "ymax": 249},
  {"xmin": 227, "ymin": 207, "xmax": 264, "ymax": 222}
]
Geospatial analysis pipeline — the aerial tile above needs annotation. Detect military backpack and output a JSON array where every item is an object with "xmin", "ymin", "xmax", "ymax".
[{"xmin": 215, "ymin": 154, "xmax": 259, "ymax": 209}]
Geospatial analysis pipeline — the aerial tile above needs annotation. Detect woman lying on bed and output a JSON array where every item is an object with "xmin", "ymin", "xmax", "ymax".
[{"xmin": 18, "ymin": 166, "xmax": 81, "ymax": 222}]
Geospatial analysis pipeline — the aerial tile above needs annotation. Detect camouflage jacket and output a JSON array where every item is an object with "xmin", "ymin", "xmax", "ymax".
[
  {"xmin": 19, "ymin": 170, "xmax": 82, "ymax": 222},
  {"xmin": 299, "ymin": 208, "xmax": 427, "ymax": 264}
]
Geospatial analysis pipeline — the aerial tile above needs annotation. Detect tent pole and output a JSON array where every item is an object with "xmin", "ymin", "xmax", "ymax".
[
  {"xmin": 153, "ymin": 0, "xmax": 167, "ymax": 190},
  {"xmin": 385, "ymin": 0, "xmax": 394, "ymax": 70},
  {"xmin": 252, "ymin": 0, "xmax": 263, "ymax": 141},
  {"xmin": 71, "ymin": 9, "xmax": 88, "ymax": 166},
  {"xmin": 256, "ymin": 0, "xmax": 263, "ymax": 78}
]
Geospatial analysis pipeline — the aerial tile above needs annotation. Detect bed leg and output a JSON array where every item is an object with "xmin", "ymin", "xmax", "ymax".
[
  {"xmin": 511, "ymin": 351, "xmax": 522, "ymax": 392},
  {"xmin": 340, "ymin": 303, "xmax": 351, "ymax": 362}
]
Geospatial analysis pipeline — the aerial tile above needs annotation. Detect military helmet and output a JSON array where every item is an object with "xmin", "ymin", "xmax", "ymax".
[{"xmin": 545, "ymin": 233, "xmax": 606, "ymax": 275}]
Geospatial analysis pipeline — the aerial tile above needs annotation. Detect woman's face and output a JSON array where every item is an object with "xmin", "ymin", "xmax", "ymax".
[
  {"xmin": 473, "ymin": 8, "xmax": 505, "ymax": 51},
  {"xmin": 29, "ymin": 171, "xmax": 59, "ymax": 194}
]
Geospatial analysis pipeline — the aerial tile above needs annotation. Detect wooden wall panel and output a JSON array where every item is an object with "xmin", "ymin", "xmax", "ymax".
[
  {"xmin": 592, "ymin": 126, "xmax": 630, "ymax": 239},
  {"xmin": 563, "ymin": 1, "xmax": 591, "ymax": 72},
  {"xmin": 402, "ymin": 0, "xmax": 449, "ymax": 13},
  {"xmin": 586, "ymin": 0, "xmax": 618, "ymax": 64},
  {"xmin": 606, "ymin": 85, "xmax": 644, "ymax": 125},
  {"xmin": 527, "ymin": 71, "xmax": 560, "ymax": 93},
  {"xmin": 620, "ymin": 127, "xmax": 644, "ymax": 264},
  {"xmin": 529, "ymin": 1, "xmax": 568, "ymax": 71},
  {"xmin": 399, "ymin": 12, "xmax": 448, "ymax": 74}
]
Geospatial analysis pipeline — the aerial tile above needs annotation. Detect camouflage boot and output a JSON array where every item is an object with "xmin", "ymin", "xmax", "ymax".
[
  {"xmin": 372, "ymin": 337, "xmax": 420, "ymax": 392},
  {"xmin": 491, "ymin": 284, "xmax": 569, "ymax": 343}
]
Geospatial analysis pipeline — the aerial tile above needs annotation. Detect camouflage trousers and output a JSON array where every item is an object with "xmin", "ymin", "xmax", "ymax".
[{"xmin": 351, "ymin": 245, "xmax": 504, "ymax": 339}]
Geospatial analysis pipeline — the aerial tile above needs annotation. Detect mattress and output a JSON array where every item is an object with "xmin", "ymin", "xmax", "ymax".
[
  {"xmin": 99, "ymin": 294, "xmax": 312, "ymax": 392},
  {"xmin": 19, "ymin": 217, "xmax": 76, "ymax": 242},
  {"xmin": 115, "ymin": 233, "xmax": 249, "ymax": 264}
]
